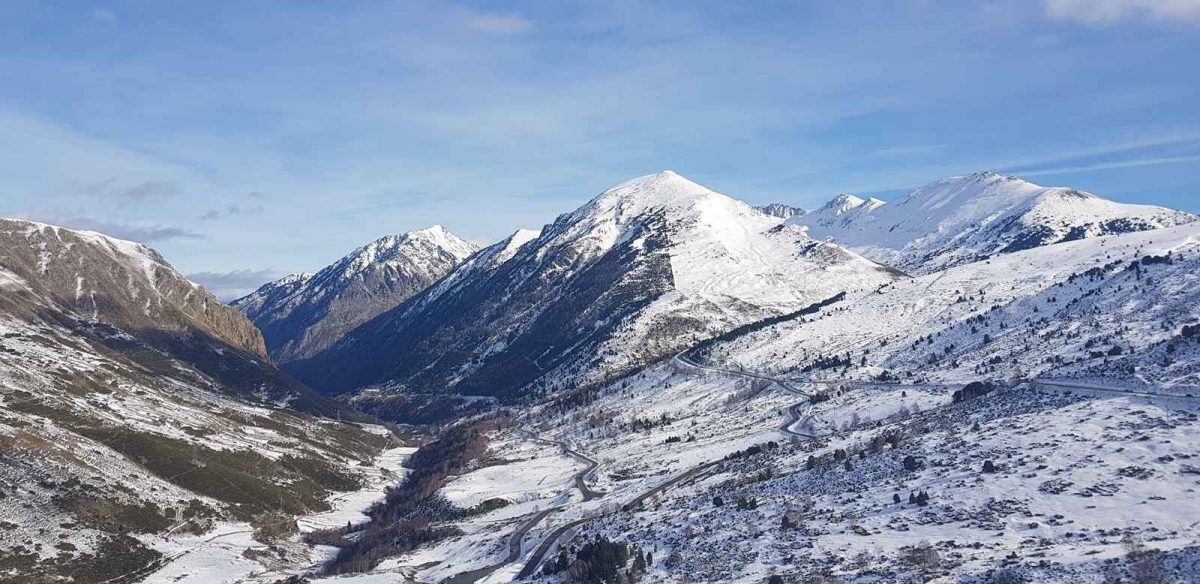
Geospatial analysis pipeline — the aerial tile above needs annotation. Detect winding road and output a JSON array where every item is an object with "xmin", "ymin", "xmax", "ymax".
[
  {"xmin": 518, "ymin": 429, "xmax": 605, "ymax": 501},
  {"xmin": 675, "ymin": 352, "xmax": 818, "ymax": 439},
  {"xmin": 1031, "ymin": 378, "xmax": 1200, "ymax": 400},
  {"xmin": 440, "ymin": 428, "xmax": 605, "ymax": 583},
  {"xmin": 510, "ymin": 355, "xmax": 826, "ymax": 580}
]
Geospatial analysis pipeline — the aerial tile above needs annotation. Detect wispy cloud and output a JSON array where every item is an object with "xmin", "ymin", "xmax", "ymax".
[
  {"xmin": 198, "ymin": 203, "xmax": 263, "ymax": 221},
  {"xmin": 1045, "ymin": 0, "xmax": 1200, "ymax": 26},
  {"xmin": 468, "ymin": 13, "xmax": 532, "ymax": 34},
  {"xmin": 18, "ymin": 214, "xmax": 202, "ymax": 244},
  {"xmin": 186, "ymin": 268, "xmax": 281, "ymax": 301},
  {"xmin": 73, "ymin": 178, "xmax": 182, "ymax": 202},
  {"xmin": 1007, "ymin": 154, "xmax": 1200, "ymax": 177},
  {"xmin": 118, "ymin": 179, "xmax": 182, "ymax": 202}
]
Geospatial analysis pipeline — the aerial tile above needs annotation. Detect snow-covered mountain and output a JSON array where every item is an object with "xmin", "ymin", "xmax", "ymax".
[
  {"xmin": 232, "ymin": 225, "xmax": 478, "ymax": 364},
  {"xmin": 704, "ymin": 219, "xmax": 1200, "ymax": 386},
  {"xmin": 0, "ymin": 218, "xmax": 267, "ymax": 358},
  {"xmin": 788, "ymin": 172, "xmax": 1196, "ymax": 273},
  {"xmin": 285, "ymin": 171, "xmax": 901, "ymax": 408},
  {"xmin": 0, "ymin": 218, "xmax": 389, "ymax": 581},
  {"xmin": 394, "ymin": 219, "xmax": 1200, "ymax": 584},
  {"xmin": 756, "ymin": 202, "xmax": 806, "ymax": 220}
]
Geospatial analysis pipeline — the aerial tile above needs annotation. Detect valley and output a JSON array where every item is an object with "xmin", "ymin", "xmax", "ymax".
[{"xmin": 2, "ymin": 171, "xmax": 1199, "ymax": 583}]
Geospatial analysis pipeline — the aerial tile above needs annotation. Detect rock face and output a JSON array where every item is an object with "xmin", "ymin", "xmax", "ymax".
[
  {"xmin": 0, "ymin": 218, "xmax": 267, "ymax": 358},
  {"xmin": 286, "ymin": 171, "xmax": 900, "ymax": 407},
  {"xmin": 232, "ymin": 225, "xmax": 478, "ymax": 364},
  {"xmin": 756, "ymin": 203, "xmax": 806, "ymax": 220},
  {"xmin": 787, "ymin": 172, "xmax": 1197, "ymax": 273}
]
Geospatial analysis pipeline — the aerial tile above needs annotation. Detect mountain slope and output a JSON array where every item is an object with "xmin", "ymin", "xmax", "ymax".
[
  {"xmin": 0, "ymin": 219, "xmax": 389, "ymax": 581},
  {"xmin": 0, "ymin": 219, "xmax": 266, "ymax": 357},
  {"xmin": 788, "ymin": 172, "xmax": 1196, "ymax": 273},
  {"xmin": 286, "ymin": 171, "xmax": 900, "ymax": 409},
  {"xmin": 702, "ymin": 220, "xmax": 1200, "ymax": 386},
  {"xmin": 232, "ymin": 225, "xmax": 478, "ymax": 364}
]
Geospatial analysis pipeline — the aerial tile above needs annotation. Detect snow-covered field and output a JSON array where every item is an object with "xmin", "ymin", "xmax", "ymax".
[
  {"xmin": 143, "ymin": 444, "xmax": 416, "ymax": 584},
  {"xmin": 380, "ymin": 434, "xmax": 585, "ymax": 583},
  {"xmin": 298, "ymin": 446, "xmax": 418, "ymax": 533}
]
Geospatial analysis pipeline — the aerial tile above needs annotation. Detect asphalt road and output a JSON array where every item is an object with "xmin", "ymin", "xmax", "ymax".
[
  {"xmin": 515, "ymin": 460, "xmax": 724, "ymax": 580},
  {"xmin": 519, "ymin": 429, "xmax": 605, "ymax": 501},
  {"xmin": 1031, "ymin": 378, "xmax": 1200, "ymax": 400},
  {"xmin": 439, "ymin": 428, "xmax": 606, "ymax": 583},
  {"xmin": 440, "ymin": 507, "xmax": 558, "ymax": 584}
]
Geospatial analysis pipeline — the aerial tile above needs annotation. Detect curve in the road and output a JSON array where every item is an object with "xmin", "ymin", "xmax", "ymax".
[
  {"xmin": 440, "ymin": 507, "xmax": 557, "ymax": 584},
  {"xmin": 517, "ymin": 355, "xmax": 819, "ymax": 580},
  {"xmin": 515, "ymin": 460, "xmax": 724, "ymax": 580},
  {"xmin": 440, "ymin": 428, "xmax": 605, "ymax": 583},
  {"xmin": 519, "ymin": 429, "xmax": 605, "ymax": 501}
]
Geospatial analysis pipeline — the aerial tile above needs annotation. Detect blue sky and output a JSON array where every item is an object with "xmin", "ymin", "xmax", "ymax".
[{"xmin": 2, "ymin": 1, "xmax": 1198, "ymax": 298}]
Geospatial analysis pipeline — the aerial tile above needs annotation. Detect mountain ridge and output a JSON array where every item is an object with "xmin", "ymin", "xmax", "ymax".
[
  {"xmin": 232, "ymin": 225, "xmax": 479, "ymax": 364},
  {"xmin": 788, "ymin": 171, "xmax": 1197, "ymax": 272},
  {"xmin": 284, "ymin": 171, "xmax": 900, "ymax": 417}
]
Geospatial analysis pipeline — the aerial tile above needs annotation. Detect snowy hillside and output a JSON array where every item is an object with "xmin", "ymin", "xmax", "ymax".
[
  {"xmin": 0, "ymin": 218, "xmax": 393, "ymax": 582},
  {"xmin": 703, "ymin": 220, "xmax": 1200, "ymax": 387},
  {"xmin": 286, "ymin": 171, "xmax": 900, "ymax": 412},
  {"xmin": 232, "ymin": 225, "xmax": 478, "ymax": 364},
  {"xmin": 321, "ymin": 207, "xmax": 1200, "ymax": 583},
  {"xmin": 788, "ymin": 172, "xmax": 1196, "ymax": 273},
  {"xmin": 0, "ymin": 218, "xmax": 267, "ymax": 357}
]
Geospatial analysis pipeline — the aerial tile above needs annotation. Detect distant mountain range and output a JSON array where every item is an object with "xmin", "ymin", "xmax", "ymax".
[
  {"xmin": 783, "ymin": 171, "xmax": 1196, "ymax": 273},
  {"xmin": 232, "ymin": 225, "xmax": 478, "ymax": 364},
  {"xmin": 221, "ymin": 170, "xmax": 1198, "ymax": 422},
  {"xmin": 3, "ymin": 167, "xmax": 1198, "ymax": 581},
  {"xmin": 756, "ymin": 202, "xmax": 806, "ymax": 220}
]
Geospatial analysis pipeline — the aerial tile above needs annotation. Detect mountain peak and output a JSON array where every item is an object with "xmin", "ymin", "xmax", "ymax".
[
  {"xmin": 411, "ymin": 224, "xmax": 448, "ymax": 235},
  {"xmin": 608, "ymin": 170, "xmax": 707, "ymax": 199},
  {"xmin": 234, "ymin": 225, "xmax": 480, "ymax": 362},
  {"xmin": 789, "ymin": 171, "xmax": 1197, "ymax": 273},
  {"xmin": 819, "ymin": 194, "xmax": 867, "ymax": 214}
]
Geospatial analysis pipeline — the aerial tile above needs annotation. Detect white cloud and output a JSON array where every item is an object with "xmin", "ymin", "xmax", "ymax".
[
  {"xmin": 1045, "ymin": 0, "xmax": 1200, "ymax": 25},
  {"xmin": 186, "ymin": 268, "xmax": 281, "ymax": 301},
  {"xmin": 17, "ymin": 214, "xmax": 201, "ymax": 243},
  {"xmin": 1008, "ymin": 153, "xmax": 1200, "ymax": 177},
  {"xmin": 468, "ymin": 13, "xmax": 532, "ymax": 34}
]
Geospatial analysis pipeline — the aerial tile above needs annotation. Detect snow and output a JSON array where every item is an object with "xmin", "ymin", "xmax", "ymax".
[
  {"xmin": 296, "ymin": 446, "xmax": 417, "ymax": 532},
  {"xmin": 440, "ymin": 439, "xmax": 581, "ymax": 509},
  {"xmin": 709, "ymin": 220, "xmax": 1200, "ymax": 387},
  {"xmin": 143, "ymin": 445, "xmax": 415, "ymax": 584},
  {"xmin": 787, "ymin": 171, "xmax": 1197, "ymax": 273}
]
